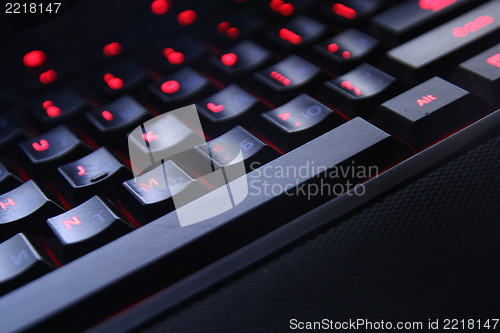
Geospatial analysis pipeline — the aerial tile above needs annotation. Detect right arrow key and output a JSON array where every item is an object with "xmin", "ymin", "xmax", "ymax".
[{"xmin": 372, "ymin": 76, "xmax": 491, "ymax": 148}]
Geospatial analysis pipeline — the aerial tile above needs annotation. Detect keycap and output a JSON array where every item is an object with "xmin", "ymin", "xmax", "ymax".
[
  {"xmin": 0, "ymin": 180, "xmax": 63, "ymax": 241},
  {"xmin": 121, "ymin": 160, "xmax": 209, "ymax": 223},
  {"xmin": 92, "ymin": 61, "xmax": 148, "ymax": 98},
  {"xmin": 268, "ymin": 15, "xmax": 326, "ymax": 50},
  {"xmin": 31, "ymin": 88, "xmax": 88, "ymax": 124},
  {"xmin": 0, "ymin": 162, "xmax": 22, "ymax": 194},
  {"xmin": 313, "ymin": 28, "xmax": 379, "ymax": 73},
  {"xmin": 372, "ymin": 77, "xmax": 490, "ymax": 148},
  {"xmin": 0, "ymin": 118, "xmax": 28, "ymax": 149},
  {"xmin": 266, "ymin": 0, "xmax": 316, "ymax": 19},
  {"xmin": 149, "ymin": 67, "xmax": 213, "ymax": 107},
  {"xmin": 253, "ymin": 55, "xmax": 321, "ymax": 104},
  {"xmin": 320, "ymin": 0, "xmax": 382, "ymax": 25},
  {"xmin": 322, "ymin": 64, "xmax": 398, "ymax": 118},
  {"xmin": 46, "ymin": 196, "xmax": 131, "ymax": 262},
  {"xmin": 0, "ymin": 234, "xmax": 52, "ymax": 295},
  {"xmin": 18, "ymin": 125, "xmax": 90, "ymax": 177},
  {"xmin": 209, "ymin": 40, "xmax": 271, "ymax": 78},
  {"xmin": 212, "ymin": 12, "xmax": 262, "ymax": 46},
  {"xmin": 385, "ymin": 1, "xmax": 500, "ymax": 84},
  {"xmin": 451, "ymin": 43, "xmax": 500, "ymax": 105},
  {"xmin": 196, "ymin": 85, "xmax": 261, "ymax": 136},
  {"xmin": 370, "ymin": 0, "xmax": 477, "ymax": 44},
  {"xmin": 256, "ymin": 94, "xmax": 345, "ymax": 152},
  {"xmin": 57, "ymin": 148, "xmax": 131, "ymax": 205},
  {"xmin": 150, "ymin": 36, "xmax": 206, "ymax": 71},
  {"xmin": 85, "ymin": 95, "xmax": 149, "ymax": 143},
  {"xmin": 195, "ymin": 126, "xmax": 279, "ymax": 172}
]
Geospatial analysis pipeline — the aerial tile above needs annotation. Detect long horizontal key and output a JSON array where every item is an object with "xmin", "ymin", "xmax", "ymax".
[
  {"xmin": 46, "ymin": 196, "xmax": 131, "ymax": 262},
  {"xmin": 451, "ymin": 43, "xmax": 500, "ymax": 105},
  {"xmin": 0, "ymin": 234, "xmax": 52, "ymax": 295},
  {"xmin": 57, "ymin": 148, "xmax": 130, "ymax": 205},
  {"xmin": 256, "ymin": 94, "xmax": 344, "ymax": 152},
  {"xmin": 385, "ymin": 1, "xmax": 500, "ymax": 84},
  {"xmin": 370, "ymin": 0, "xmax": 477, "ymax": 44},
  {"xmin": 372, "ymin": 77, "xmax": 490, "ymax": 147},
  {"xmin": 0, "ymin": 181, "xmax": 63, "ymax": 241},
  {"xmin": 0, "ymin": 116, "xmax": 415, "ymax": 331}
]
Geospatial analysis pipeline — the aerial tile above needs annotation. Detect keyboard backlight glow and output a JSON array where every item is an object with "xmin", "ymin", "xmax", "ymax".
[
  {"xmin": 418, "ymin": 0, "xmax": 457, "ymax": 12},
  {"xmin": 486, "ymin": 53, "xmax": 500, "ymax": 68},
  {"xmin": 23, "ymin": 50, "xmax": 46, "ymax": 68},
  {"xmin": 163, "ymin": 48, "xmax": 185, "ymax": 65},
  {"xmin": 332, "ymin": 3, "xmax": 357, "ymax": 20},
  {"xmin": 103, "ymin": 42, "xmax": 122, "ymax": 57},
  {"xmin": 161, "ymin": 80, "xmax": 180, "ymax": 94},
  {"xmin": 178, "ymin": 10, "xmax": 197, "ymax": 26},
  {"xmin": 452, "ymin": 15, "xmax": 494, "ymax": 38},
  {"xmin": 39, "ymin": 69, "xmax": 57, "ymax": 84},
  {"xmin": 279, "ymin": 28, "xmax": 302, "ymax": 45},
  {"xmin": 101, "ymin": 110, "xmax": 114, "ymax": 121},
  {"xmin": 327, "ymin": 43, "xmax": 339, "ymax": 53},
  {"xmin": 221, "ymin": 53, "xmax": 238, "ymax": 67},
  {"xmin": 151, "ymin": 0, "xmax": 170, "ymax": 15}
]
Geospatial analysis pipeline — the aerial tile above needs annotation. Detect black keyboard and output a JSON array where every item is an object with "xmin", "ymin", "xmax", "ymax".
[{"xmin": 0, "ymin": 0, "xmax": 499, "ymax": 331}]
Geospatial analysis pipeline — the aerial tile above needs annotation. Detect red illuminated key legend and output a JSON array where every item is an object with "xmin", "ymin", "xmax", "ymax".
[{"xmin": 486, "ymin": 53, "xmax": 500, "ymax": 68}]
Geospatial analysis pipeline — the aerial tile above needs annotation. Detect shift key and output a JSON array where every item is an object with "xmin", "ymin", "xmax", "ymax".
[{"xmin": 385, "ymin": 1, "xmax": 500, "ymax": 84}]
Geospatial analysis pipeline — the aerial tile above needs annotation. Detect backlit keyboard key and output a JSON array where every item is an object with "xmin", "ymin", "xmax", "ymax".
[
  {"xmin": 372, "ymin": 77, "xmax": 490, "ymax": 147},
  {"xmin": 452, "ymin": 43, "xmax": 500, "ymax": 105},
  {"xmin": 93, "ymin": 62, "xmax": 148, "ymax": 98},
  {"xmin": 322, "ymin": 63, "xmax": 397, "ymax": 118},
  {"xmin": 256, "ymin": 94, "xmax": 344, "ymax": 152},
  {"xmin": 269, "ymin": 15, "xmax": 326, "ymax": 50},
  {"xmin": 46, "ymin": 196, "xmax": 131, "ymax": 262},
  {"xmin": 150, "ymin": 67, "xmax": 212, "ymax": 106},
  {"xmin": 151, "ymin": 36, "xmax": 206, "ymax": 71},
  {"xmin": 121, "ymin": 160, "xmax": 204, "ymax": 223},
  {"xmin": 0, "ymin": 234, "xmax": 52, "ymax": 295},
  {"xmin": 0, "ymin": 162, "xmax": 22, "ymax": 194},
  {"xmin": 195, "ymin": 126, "xmax": 279, "ymax": 171},
  {"xmin": 371, "ymin": 0, "xmax": 477, "ymax": 44},
  {"xmin": 253, "ymin": 55, "xmax": 321, "ymax": 104},
  {"xmin": 314, "ymin": 28, "xmax": 379, "ymax": 73},
  {"xmin": 19, "ymin": 125, "xmax": 90, "ymax": 177},
  {"xmin": 210, "ymin": 40, "xmax": 271, "ymax": 78},
  {"xmin": 385, "ymin": 1, "xmax": 500, "ymax": 84},
  {"xmin": 57, "ymin": 148, "xmax": 130, "ymax": 205},
  {"xmin": 196, "ymin": 84, "xmax": 261, "ymax": 136},
  {"xmin": 320, "ymin": 0, "xmax": 383, "ymax": 25},
  {"xmin": 86, "ymin": 95, "xmax": 148, "ymax": 143},
  {"xmin": 32, "ymin": 88, "xmax": 88, "ymax": 124},
  {"xmin": 0, "ymin": 181, "xmax": 63, "ymax": 241},
  {"xmin": 212, "ymin": 12, "xmax": 262, "ymax": 45}
]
